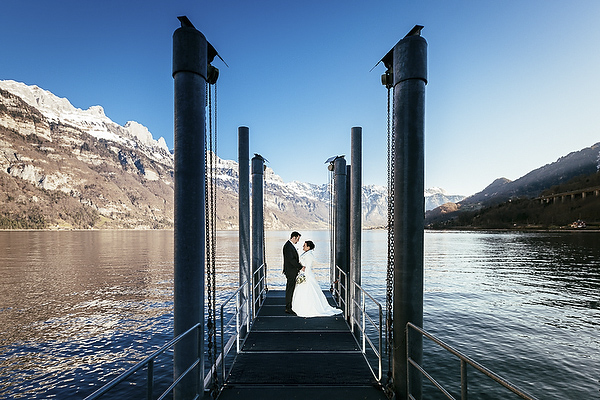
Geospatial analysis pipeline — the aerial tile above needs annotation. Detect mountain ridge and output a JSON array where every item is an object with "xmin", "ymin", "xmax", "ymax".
[
  {"xmin": 0, "ymin": 80, "xmax": 464, "ymax": 230},
  {"xmin": 462, "ymin": 142, "xmax": 600, "ymax": 207},
  {"xmin": 426, "ymin": 142, "xmax": 600, "ymax": 227}
]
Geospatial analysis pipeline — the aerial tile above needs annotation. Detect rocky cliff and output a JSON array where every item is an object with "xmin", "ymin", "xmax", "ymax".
[{"xmin": 0, "ymin": 80, "xmax": 462, "ymax": 230}]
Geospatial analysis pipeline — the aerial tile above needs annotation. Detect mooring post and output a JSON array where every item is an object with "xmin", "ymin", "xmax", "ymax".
[
  {"xmin": 350, "ymin": 127, "xmax": 362, "ymax": 331},
  {"xmin": 384, "ymin": 26, "xmax": 427, "ymax": 400},
  {"xmin": 172, "ymin": 16, "xmax": 207, "ymax": 400},
  {"xmin": 251, "ymin": 154, "xmax": 265, "ymax": 316},
  {"xmin": 239, "ymin": 127, "xmax": 250, "ymax": 333},
  {"xmin": 333, "ymin": 156, "xmax": 348, "ymax": 315}
]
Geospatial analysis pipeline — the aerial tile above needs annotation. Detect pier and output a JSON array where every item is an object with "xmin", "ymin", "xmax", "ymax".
[
  {"xmin": 90, "ymin": 17, "xmax": 417, "ymax": 400},
  {"xmin": 169, "ymin": 17, "xmax": 427, "ymax": 400},
  {"xmin": 216, "ymin": 289, "xmax": 386, "ymax": 400},
  {"xmin": 83, "ymin": 18, "xmax": 541, "ymax": 400}
]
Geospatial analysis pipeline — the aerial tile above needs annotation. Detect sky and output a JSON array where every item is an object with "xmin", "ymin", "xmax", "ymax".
[{"xmin": 2, "ymin": 1, "xmax": 600, "ymax": 196}]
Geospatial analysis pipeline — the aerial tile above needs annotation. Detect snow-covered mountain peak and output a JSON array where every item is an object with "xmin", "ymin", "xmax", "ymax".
[
  {"xmin": 0, "ymin": 80, "xmax": 73, "ymax": 120},
  {"xmin": 425, "ymin": 187, "xmax": 447, "ymax": 196},
  {"xmin": 264, "ymin": 166, "xmax": 284, "ymax": 184},
  {"xmin": 87, "ymin": 105, "xmax": 106, "ymax": 117},
  {"xmin": 0, "ymin": 79, "xmax": 170, "ymax": 158},
  {"xmin": 124, "ymin": 121, "xmax": 168, "ymax": 152},
  {"xmin": 0, "ymin": 80, "xmax": 112, "ymax": 124}
]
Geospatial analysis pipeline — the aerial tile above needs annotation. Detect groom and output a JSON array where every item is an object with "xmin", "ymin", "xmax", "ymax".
[{"xmin": 283, "ymin": 231, "xmax": 303, "ymax": 315}]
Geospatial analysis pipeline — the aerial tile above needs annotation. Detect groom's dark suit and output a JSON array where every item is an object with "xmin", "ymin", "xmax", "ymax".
[{"xmin": 283, "ymin": 239, "xmax": 303, "ymax": 312}]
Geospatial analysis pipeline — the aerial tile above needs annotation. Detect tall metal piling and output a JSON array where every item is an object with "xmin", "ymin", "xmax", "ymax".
[
  {"xmin": 383, "ymin": 26, "xmax": 427, "ymax": 400},
  {"xmin": 172, "ymin": 16, "xmax": 207, "ymax": 399},
  {"xmin": 238, "ymin": 127, "xmax": 250, "ymax": 333},
  {"xmin": 333, "ymin": 156, "xmax": 348, "ymax": 313},
  {"xmin": 350, "ymin": 127, "xmax": 362, "ymax": 329},
  {"xmin": 251, "ymin": 154, "xmax": 265, "ymax": 315}
]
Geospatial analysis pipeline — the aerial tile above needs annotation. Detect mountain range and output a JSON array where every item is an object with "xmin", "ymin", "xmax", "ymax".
[
  {"xmin": 0, "ymin": 80, "xmax": 464, "ymax": 230},
  {"xmin": 425, "ymin": 141, "xmax": 600, "ymax": 225}
]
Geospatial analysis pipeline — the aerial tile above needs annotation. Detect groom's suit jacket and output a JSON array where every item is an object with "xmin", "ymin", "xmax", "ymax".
[{"xmin": 283, "ymin": 240, "xmax": 303, "ymax": 277}]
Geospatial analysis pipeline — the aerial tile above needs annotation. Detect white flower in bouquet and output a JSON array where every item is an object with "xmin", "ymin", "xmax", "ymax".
[{"xmin": 296, "ymin": 272, "xmax": 306, "ymax": 285}]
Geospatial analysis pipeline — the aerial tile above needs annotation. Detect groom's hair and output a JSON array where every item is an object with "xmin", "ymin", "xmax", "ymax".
[
  {"xmin": 290, "ymin": 231, "xmax": 301, "ymax": 239},
  {"xmin": 305, "ymin": 240, "xmax": 315, "ymax": 250}
]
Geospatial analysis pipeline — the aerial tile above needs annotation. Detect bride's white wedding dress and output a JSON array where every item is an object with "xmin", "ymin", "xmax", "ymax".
[{"xmin": 292, "ymin": 250, "xmax": 342, "ymax": 318}]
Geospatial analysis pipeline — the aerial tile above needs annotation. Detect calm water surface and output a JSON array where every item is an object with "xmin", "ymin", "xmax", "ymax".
[{"xmin": 0, "ymin": 230, "xmax": 598, "ymax": 399}]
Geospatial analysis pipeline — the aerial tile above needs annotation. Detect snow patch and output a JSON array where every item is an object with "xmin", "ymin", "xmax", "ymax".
[{"xmin": 0, "ymin": 79, "xmax": 170, "ymax": 162}]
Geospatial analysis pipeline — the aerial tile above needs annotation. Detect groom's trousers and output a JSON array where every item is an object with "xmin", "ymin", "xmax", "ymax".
[{"xmin": 285, "ymin": 272, "xmax": 297, "ymax": 310}]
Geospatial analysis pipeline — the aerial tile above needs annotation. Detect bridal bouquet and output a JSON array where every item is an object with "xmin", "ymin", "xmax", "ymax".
[{"xmin": 296, "ymin": 272, "xmax": 306, "ymax": 285}]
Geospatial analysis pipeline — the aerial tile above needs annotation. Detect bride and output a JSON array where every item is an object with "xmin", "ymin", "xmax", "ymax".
[{"xmin": 292, "ymin": 240, "xmax": 342, "ymax": 317}]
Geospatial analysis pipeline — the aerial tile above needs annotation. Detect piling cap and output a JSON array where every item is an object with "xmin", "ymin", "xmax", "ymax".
[
  {"xmin": 252, "ymin": 154, "xmax": 267, "ymax": 174},
  {"xmin": 173, "ymin": 16, "xmax": 208, "ymax": 79},
  {"xmin": 380, "ymin": 25, "xmax": 427, "ymax": 86},
  {"xmin": 253, "ymin": 153, "xmax": 268, "ymax": 162}
]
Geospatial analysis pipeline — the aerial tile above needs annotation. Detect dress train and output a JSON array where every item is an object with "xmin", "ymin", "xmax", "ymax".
[{"xmin": 291, "ymin": 250, "xmax": 342, "ymax": 318}]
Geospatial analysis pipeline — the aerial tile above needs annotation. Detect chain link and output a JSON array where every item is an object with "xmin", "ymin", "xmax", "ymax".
[
  {"xmin": 205, "ymin": 81, "xmax": 218, "ymax": 395},
  {"xmin": 386, "ymin": 85, "xmax": 395, "ymax": 387},
  {"xmin": 328, "ymin": 166, "xmax": 335, "ymax": 288},
  {"xmin": 262, "ymin": 163, "xmax": 267, "ymax": 292}
]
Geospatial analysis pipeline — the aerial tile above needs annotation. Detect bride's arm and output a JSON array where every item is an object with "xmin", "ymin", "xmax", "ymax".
[{"xmin": 304, "ymin": 252, "xmax": 315, "ymax": 269}]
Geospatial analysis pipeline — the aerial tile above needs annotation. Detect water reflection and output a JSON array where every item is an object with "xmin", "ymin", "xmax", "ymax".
[
  {"xmin": 0, "ymin": 230, "xmax": 599, "ymax": 399},
  {"xmin": 0, "ymin": 231, "xmax": 176, "ymax": 399},
  {"xmin": 421, "ymin": 231, "xmax": 600, "ymax": 399}
]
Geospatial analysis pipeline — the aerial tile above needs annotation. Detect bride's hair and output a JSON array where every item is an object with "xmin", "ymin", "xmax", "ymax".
[{"xmin": 305, "ymin": 240, "xmax": 315, "ymax": 250}]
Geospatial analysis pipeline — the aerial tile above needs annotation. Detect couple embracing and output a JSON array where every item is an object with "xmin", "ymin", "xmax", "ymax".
[{"xmin": 282, "ymin": 231, "xmax": 342, "ymax": 317}]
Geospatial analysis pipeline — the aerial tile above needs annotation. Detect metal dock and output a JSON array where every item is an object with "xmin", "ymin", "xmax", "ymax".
[
  {"xmin": 216, "ymin": 289, "xmax": 387, "ymax": 400},
  {"xmin": 84, "ymin": 19, "xmax": 538, "ymax": 400}
]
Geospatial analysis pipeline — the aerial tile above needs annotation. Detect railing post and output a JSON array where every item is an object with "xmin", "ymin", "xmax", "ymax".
[
  {"xmin": 362, "ymin": 288, "xmax": 366, "ymax": 353},
  {"xmin": 147, "ymin": 359, "xmax": 154, "ymax": 400},
  {"xmin": 405, "ymin": 324, "xmax": 411, "ymax": 399},
  {"xmin": 379, "ymin": 305, "xmax": 383, "ymax": 381},
  {"xmin": 197, "ymin": 325, "xmax": 204, "ymax": 393},
  {"xmin": 221, "ymin": 306, "xmax": 225, "ymax": 384},
  {"xmin": 461, "ymin": 360, "xmax": 468, "ymax": 400},
  {"xmin": 236, "ymin": 291, "xmax": 240, "ymax": 353},
  {"xmin": 246, "ymin": 280, "xmax": 251, "ymax": 333}
]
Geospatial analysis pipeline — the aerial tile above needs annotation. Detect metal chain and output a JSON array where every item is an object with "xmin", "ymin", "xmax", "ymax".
[
  {"xmin": 262, "ymin": 157, "xmax": 267, "ymax": 293},
  {"xmin": 212, "ymin": 84, "xmax": 218, "ymax": 300},
  {"xmin": 328, "ymin": 167, "xmax": 335, "ymax": 289},
  {"xmin": 205, "ymin": 81, "xmax": 218, "ymax": 395},
  {"xmin": 262, "ymin": 201, "xmax": 267, "ymax": 293},
  {"xmin": 211, "ymin": 82, "xmax": 218, "ymax": 395},
  {"xmin": 386, "ymin": 85, "xmax": 395, "ymax": 388}
]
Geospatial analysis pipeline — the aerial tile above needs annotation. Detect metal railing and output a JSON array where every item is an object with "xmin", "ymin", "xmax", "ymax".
[
  {"xmin": 252, "ymin": 263, "xmax": 267, "ymax": 317},
  {"xmin": 351, "ymin": 280, "xmax": 383, "ymax": 382},
  {"xmin": 332, "ymin": 265, "xmax": 348, "ymax": 316},
  {"xmin": 84, "ymin": 264, "xmax": 267, "ymax": 399},
  {"xmin": 406, "ymin": 322, "xmax": 540, "ymax": 400},
  {"xmin": 83, "ymin": 322, "xmax": 203, "ymax": 400},
  {"xmin": 333, "ymin": 266, "xmax": 382, "ymax": 383},
  {"xmin": 218, "ymin": 279, "xmax": 250, "ymax": 385},
  {"xmin": 218, "ymin": 263, "xmax": 266, "ymax": 386}
]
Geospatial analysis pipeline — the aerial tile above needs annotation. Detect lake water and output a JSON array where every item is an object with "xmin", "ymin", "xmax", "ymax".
[{"xmin": 0, "ymin": 230, "xmax": 598, "ymax": 399}]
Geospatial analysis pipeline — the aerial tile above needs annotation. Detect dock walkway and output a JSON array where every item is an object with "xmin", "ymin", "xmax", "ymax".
[{"xmin": 217, "ymin": 289, "xmax": 387, "ymax": 400}]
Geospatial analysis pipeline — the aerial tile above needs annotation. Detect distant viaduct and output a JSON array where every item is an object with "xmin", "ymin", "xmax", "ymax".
[{"xmin": 538, "ymin": 186, "xmax": 600, "ymax": 204}]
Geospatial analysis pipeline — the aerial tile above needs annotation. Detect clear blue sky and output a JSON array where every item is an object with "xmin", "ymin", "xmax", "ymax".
[{"xmin": 2, "ymin": 1, "xmax": 600, "ymax": 196}]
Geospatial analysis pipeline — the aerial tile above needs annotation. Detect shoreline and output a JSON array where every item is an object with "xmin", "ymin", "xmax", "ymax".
[
  {"xmin": 1, "ymin": 227, "xmax": 600, "ymax": 233},
  {"xmin": 425, "ymin": 227, "xmax": 600, "ymax": 233}
]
